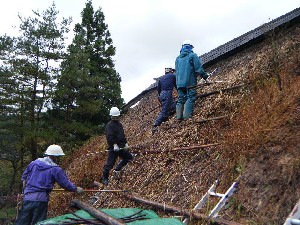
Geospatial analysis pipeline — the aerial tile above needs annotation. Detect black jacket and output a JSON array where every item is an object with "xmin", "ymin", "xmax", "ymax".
[{"xmin": 105, "ymin": 120, "xmax": 127, "ymax": 149}]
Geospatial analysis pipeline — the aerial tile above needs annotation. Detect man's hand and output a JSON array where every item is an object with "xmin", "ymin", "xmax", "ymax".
[
  {"xmin": 202, "ymin": 72, "xmax": 209, "ymax": 81},
  {"xmin": 124, "ymin": 143, "xmax": 129, "ymax": 150},
  {"xmin": 76, "ymin": 187, "xmax": 84, "ymax": 194},
  {"xmin": 113, "ymin": 144, "xmax": 120, "ymax": 151},
  {"xmin": 198, "ymin": 72, "xmax": 210, "ymax": 84}
]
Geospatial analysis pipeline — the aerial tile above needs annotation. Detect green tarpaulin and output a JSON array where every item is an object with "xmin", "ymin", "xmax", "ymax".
[{"xmin": 37, "ymin": 207, "xmax": 185, "ymax": 225}]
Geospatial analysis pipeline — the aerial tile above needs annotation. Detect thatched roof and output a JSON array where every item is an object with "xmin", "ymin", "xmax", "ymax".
[{"xmin": 49, "ymin": 7, "xmax": 300, "ymax": 225}]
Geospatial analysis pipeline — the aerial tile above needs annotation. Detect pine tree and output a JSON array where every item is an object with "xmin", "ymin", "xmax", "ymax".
[
  {"xmin": 0, "ymin": 3, "xmax": 72, "ymax": 161},
  {"xmin": 0, "ymin": 63, "xmax": 23, "ymax": 193},
  {"xmin": 52, "ymin": 0, "xmax": 124, "ymax": 143}
]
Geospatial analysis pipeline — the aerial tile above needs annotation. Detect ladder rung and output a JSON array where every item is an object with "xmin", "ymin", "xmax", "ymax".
[{"xmin": 208, "ymin": 191, "xmax": 225, "ymax": 198}]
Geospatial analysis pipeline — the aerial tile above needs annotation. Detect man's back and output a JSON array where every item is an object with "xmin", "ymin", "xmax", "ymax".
[
  {"xmin": 105, "ymin": 120, "xmax": 127, "ymax": 149},
  {"xmin": 158, "ymin": 73, "xmax": 176, "ymax": 93},
  {"xmin": 176, "ymin": 49, "xmax": 197, "ymax": 88},
  {"xmin": 22, "ymin": 157, "xmax": 76, "ymax": 201}
]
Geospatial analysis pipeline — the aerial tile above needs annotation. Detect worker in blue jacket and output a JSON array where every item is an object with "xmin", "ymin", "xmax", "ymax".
[
  {"xmin": 152, "ymin": 67, "xmax": 177, "ymax": 134},
  {"xmin": 15, "ymin": 145, "xmax": 84, "ymax": 225},
  {"xmin": 175, "ymin": 40, "xmax": 208, "ymax": 120}
]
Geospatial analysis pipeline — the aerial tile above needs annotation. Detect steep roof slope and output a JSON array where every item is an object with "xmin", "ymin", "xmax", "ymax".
[{"xmin": 48, "ymin": 12, "xmax": 300, "ymax": 225}]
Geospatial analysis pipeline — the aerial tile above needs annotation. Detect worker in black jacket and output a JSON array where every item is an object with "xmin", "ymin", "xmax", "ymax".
[{"xmin": 101, "ymin": 107, "xmax": 133, "ymax": 185}]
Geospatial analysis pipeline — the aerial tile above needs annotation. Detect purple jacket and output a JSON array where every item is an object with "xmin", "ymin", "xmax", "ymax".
[{"xmin": 21, "ymin": 157, "xmax": 77, "ymax": 202}]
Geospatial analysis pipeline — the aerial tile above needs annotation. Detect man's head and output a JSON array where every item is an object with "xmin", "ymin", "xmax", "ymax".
[
  {"xmin": 45, "ymin": 144, "xmax": 65, "ymax": 156},
  {"xmin": 109, "ymin": 107, "xmax": 120, "ymax": 119},
  {"xmin": 165, "ymin": 67, "xmax": 174, "ymax": 74},
  {"xmin": 182, "ymin": 40, "xmax": 194, "ymax": 48},
  {"xmin": 45, "ymin": 144, "xmax": 65, "ymax": 163}
]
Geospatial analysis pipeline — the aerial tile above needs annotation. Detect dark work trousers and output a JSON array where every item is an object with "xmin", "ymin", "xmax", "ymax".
[
  {"xmin": 15, "ymin": 201, "xmax": 48, "ymax": 225},
  {"xmin": 102, "ymin": 149, "xmax": 133, "ymax": 179},
  {"xmin": 154, "ymin": 90, "xmax": 176, "ymax": 127}
]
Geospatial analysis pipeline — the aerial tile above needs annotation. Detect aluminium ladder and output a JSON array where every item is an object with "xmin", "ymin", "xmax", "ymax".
[{"xmin": 183, "ymin": 179, "xmax": 238, "ymax": 224}]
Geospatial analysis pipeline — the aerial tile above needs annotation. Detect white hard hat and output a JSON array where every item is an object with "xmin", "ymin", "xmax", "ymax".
[
  {"xmin": 45, "ymin": 144, "xmax": 65, "ymax": 156},
  {"xmin": 182, "ymin": 40, "xmax": 193, "ymax": 47},
  {"xmin": 165, "ymin": 67, "xmax": 174, "ymax": 74},
  {"xmin": 109, "ymin": 107, "xmax": 120, "ymax": 116}
]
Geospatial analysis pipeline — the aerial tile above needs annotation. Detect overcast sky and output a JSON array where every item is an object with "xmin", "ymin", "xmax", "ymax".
[{"xmin": 0, "ymin": 0, "xmax": 299, "ymax": 103}]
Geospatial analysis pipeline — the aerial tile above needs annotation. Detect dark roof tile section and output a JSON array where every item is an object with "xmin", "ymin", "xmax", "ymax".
[{"xmin": 201, "ymin": 7, "xmax": 300, "ymax": 66}]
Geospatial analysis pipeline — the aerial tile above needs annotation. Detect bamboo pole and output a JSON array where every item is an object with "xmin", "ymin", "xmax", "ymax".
[
  {"xmin": 196, "ymin": 84, "xmax": 246, "ymax": 99},
  {"xmin": 194, "ymin": 115, "xmax": 228, "ymax": 123},
  {"xmin": 124, "ymin": 193, "xmax": 242, "ymax": 225},
  {"xmin": 131, "ymin": 143, "xmax": 220, "ymax": 154},
  {"xmin": 188, "ymin": 81, "xmax": 214, "ymax": 89},
  {"xmin": 70, "ymin": 199, "xmax": 125, "ymax": 225},
  {"xmin": 53, "ymin": 189, "xmax": 128, "ymax": 193}
]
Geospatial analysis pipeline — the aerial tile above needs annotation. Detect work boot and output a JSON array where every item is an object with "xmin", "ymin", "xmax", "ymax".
[
  {"xmin": 101, "ymin": 177, "xmax": 109, "ymax": 186},
  {"xmin": 176, "ymin": 104, "xmax": 184, "ymax": 120},
  {"xmin": 151, "ymin": 126, "xmax": 158, "ymax": 135},
  {"xmin": 113, "ymin": 170, "xmax": 122, "ymax": 180}
]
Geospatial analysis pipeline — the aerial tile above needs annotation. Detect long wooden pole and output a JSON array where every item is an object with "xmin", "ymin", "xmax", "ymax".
[
  {"xmin": 188, "ymin": 81, "xmax": 214, "ymax": 89},
  {"xmin": 53, "ymin": 189, "xmax": 127, "ymax": 193},
  {"xmin": 70, "ymin": 199, "xmax": 125, "ymax": 225},
  {"xmin": 124, "ymin": 193, "xmax": 242, "ymax": 225},
  {"xmin": 194, "ymin": 115, "xmax": 228, "ymax": 123},
  {"xmin": 131, "ymin": 143, "xmax": 220, "ymax": 154},
  {"xmin": 196, "ymin": 84, "xmax": 246, "ymax": 99}
]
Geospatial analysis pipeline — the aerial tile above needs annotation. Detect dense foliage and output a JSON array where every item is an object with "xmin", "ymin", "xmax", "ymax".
[
  {"xmin": 51, "ymin": 0, "xmax": 123, "ymax": 145},
  {"xmin": 0, "ymin": 1, "xmax": 123, "ymax": 195},
  {"xmin": 0, "ymin": 3, "xmax": 72, "ymax": 194}
]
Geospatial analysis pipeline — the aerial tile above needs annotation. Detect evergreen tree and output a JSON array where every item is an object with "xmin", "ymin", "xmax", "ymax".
[
  {"xmin": 52, "ymin": 0, "xmax": 124, "ymax": 143},
  {"xmin": 0, "ymin": 3, "xmax": 72, "ymax": 161},
  {"xmin": 0, "ymin": 64, "xmax": 23, "ymax": 193}
]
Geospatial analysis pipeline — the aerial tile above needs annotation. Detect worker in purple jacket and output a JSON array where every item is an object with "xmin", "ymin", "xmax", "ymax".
[{"xmin": 15, "ymin": 144, "xmax": 84, "ymax": 225}]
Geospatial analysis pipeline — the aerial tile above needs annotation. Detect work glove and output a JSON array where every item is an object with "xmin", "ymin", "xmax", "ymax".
[
  {"xmin": 76, "ymin": 187, "xmax": 84, "ymax": 194},
  {"xmin": 124, "ymin": 143, "xmax": 129, "ymax": 150},
  {"xmin": 113, "ymin": 144, "xmax": 120, "ymax": 151},
  {"xmin": 198, "ymin": 72, "xmax": 210, "ymax": 85},
  {"xmin": 202, "ymin": 72, "xmax": 209, "ymax": 81}
]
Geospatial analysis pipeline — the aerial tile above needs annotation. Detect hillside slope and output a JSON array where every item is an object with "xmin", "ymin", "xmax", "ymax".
[{"xmin": 49, "ymin": 25, "xmax": 299, "ymax": 224}]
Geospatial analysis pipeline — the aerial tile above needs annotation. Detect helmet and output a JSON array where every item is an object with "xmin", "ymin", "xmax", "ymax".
[
  {"xmin": 109, "ymin": 107, "xmax": 120, "ymax": 116},
  {"xmin": 182, "ymin": 40, "xmax": 193, "ymax": 47},
  {"xmin": 165, "ymin": 67, "xmax": 174, "ymax": 74},
  {"xmin": 45, "ymin": 144, "xmax": 65, "ymax": 156}
]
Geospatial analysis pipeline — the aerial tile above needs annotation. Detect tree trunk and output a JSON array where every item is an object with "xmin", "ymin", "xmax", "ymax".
[{"xmin": 9, "ymin": 160, "xmax": 18, "ymax": 192}]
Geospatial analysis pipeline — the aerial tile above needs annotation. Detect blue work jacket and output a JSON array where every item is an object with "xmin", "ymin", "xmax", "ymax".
[
  {"xmin": 157, "ymin": 73, "xmax": 176, "ymax": 95},
  {"xmin": 175, "ymin": 48, "xmax": 206, "ymax": 88},
  {"xmin": 21, "ymin": 157, "xmax": 76, "ymax": 202}
]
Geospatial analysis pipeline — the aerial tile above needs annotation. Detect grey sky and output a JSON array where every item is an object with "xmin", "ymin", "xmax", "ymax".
[{"xmin": 0, "ymin": 0, "xmax": 299, "ymax": 102}]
